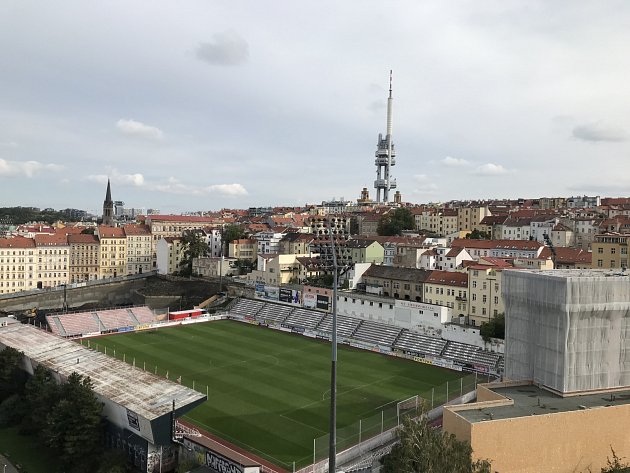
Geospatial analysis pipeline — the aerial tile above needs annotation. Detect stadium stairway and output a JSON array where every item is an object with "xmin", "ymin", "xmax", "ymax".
[
  {"xmin": 92, "ymin": 312, "xmax": 106, "ymax": 332},
  {"xmin": 126, "ymin": 308, "xmax": 141, "ymax": 325},
  {"xmin": 51, "ymin": 316, "xmax": 66, "ymax": 336},
  {"xmin": 349, "ymin": 319, "xmax": 365, "ymax": 339}
]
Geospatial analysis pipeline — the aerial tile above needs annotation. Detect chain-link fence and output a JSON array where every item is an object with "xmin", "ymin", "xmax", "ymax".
[{"xmin": 311, "ymin": 373, "xmax": 483, "ymax": 465}]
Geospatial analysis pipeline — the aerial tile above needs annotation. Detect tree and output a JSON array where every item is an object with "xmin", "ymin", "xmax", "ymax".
[
  {"xmin": 45, "ymin": 372, "xmax": 104, "ymax": 472},
  {"xmin": 465, "ymin": 229, "xmax": 491, "ymax": 240},
  {"xmin": 381, "ymin": 411, "xmax": 492, "ymax": 473},
  {"xmin": 222, "ymin": 224, "xmax": 246, "ymax": 253},
  {"xmin": 480, "ymin": 313, "xmax": 505, "ymax": 342},
  {"xmin": 21, "ymin": 364, "xmax": 61, "ymax": 435},
  {"xmin": 179, "ymin": 230, "xmax": 210, "ymax": 276},
  {"xmin": 377, "ymin": 208, "xmax": 415, "ymax": 236},
  {"xmin": 0, "ymin": 346, "xmax": 26, "ymax": 401}
]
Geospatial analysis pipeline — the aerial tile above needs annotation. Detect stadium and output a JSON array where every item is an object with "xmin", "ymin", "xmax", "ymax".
[{"xmin": 0, "ymin": 297, "xmax": 501, "ymax": 472}]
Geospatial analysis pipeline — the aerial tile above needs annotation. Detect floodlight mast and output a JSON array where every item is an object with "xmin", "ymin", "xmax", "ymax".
[{"xmin": 311, "ymin": 216, "xmax": 349, "ymax": 473}]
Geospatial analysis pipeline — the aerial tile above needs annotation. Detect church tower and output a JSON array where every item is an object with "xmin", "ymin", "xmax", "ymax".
[{"xmin": 102, "ymin": 179, "xmax": 114, "ymax": 226}]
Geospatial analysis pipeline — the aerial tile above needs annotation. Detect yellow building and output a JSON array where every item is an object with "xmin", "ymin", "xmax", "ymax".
[
  {"xmin": 97, "ymin": 226, "xmax": 127, "ymax": 278},
  {"xmin": 0, "ymin": 236, "xmax": 36, "ymax": 294},
  {"xmin": 279, "ymin": 233, "xmax": 313, "ymax": 255},
  {"xmin": 444, "ymin": 381, "xmax": 630, "ymax": 473},
  {"xmin": 591, "ymin": 232, "xmax": 628, "ymax": 269},
  {"xmin": 457, "ymin": 205, "xmax": 491, "ymax": 232},
  {"xmin": 416, "ymin": 209, "xmax": 458, "ymax": 236},
  {"xmin": 467, "ymin": 258, "xmax": 512, "ymax": 326},
  {"xmin": 423, "ymin": 270, "xmax": 468, "ymax": 316},
  {"xmin": 229, "ymin": 239, "xmax": 257, "ymax": 262},
  {"xmin": 123, "ymin": 224, "xmax": 152, "ymax": 275},
  {"xmin": 68, "ymin": 233, "xmax": 100, "ymax": 283},
  {"xmin": 34, "ymin": 234, "xmax": 70, "ymax": 289}
]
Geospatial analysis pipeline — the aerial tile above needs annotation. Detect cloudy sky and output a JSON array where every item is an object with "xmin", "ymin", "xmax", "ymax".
[{"xmin": 2, "ymin": 1, "xmax": 630, "ymax": 214}]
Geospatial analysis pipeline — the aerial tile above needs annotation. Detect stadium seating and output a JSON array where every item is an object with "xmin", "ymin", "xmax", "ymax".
[
  {"xmin": 255, "ymin": 303, "xmax": 293, "ymax": 324},
  {"xmin": 393, "ymin": 330, "xmax": 448, "ymax": 357},
  {"xmin": 97, "ymin": 309, "xmax": 135, "ymax": 330},
  {"xmin": 441, "ymin": 340, "xmax": 501, "ymax": 369},
  {"xmin": 48, "ymin": 316, "xmax": 67, "ymax": 336},
  {"xmin": 227, "ymin": 298, "xmax": 504, "ymax": 373},
  {"xmin": 351, "ymin": 320, "xmax": 403, "ymax": 347},
  {"xmin": 46, "ymin": 312, "xmax": 101, "ymax": 337},
  {"xmin": 316, "ymin": 313, "xmax": 362, "ymax": 338},
  {"xmin": 283, "ymin": 308, "xmax": 325, "ymax": 330},
  {"xmin": 230, "ymin": 299, "xmax": 265, "ymax": 317},
  {"xmin": 128, "ymin": 306, "xmax": 156, "ymax": 324}
]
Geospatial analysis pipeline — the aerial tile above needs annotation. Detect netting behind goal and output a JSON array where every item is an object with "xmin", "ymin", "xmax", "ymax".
[{"xmin": 396, "ymin": 395, "xmax": 421, "ymax": 421}]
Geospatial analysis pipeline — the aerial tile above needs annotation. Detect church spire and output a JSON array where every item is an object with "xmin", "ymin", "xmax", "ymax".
[
  {"xmin": 105, "ymin": 178, "xmax": 112, "ymax": 203},
  {"xmin": 102, "ymin": 179, "xmax": 114, "ymax": 226}
]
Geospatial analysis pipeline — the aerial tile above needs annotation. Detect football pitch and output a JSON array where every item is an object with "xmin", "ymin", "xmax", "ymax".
[{"xmin": 91, "ymin": 319, "xmax": 467, "ymax": 469}]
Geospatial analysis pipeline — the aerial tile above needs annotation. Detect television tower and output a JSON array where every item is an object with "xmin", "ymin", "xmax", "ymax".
[{"xmin": 374, "ymin": 70, "xmax": 396, "ymax": 203}]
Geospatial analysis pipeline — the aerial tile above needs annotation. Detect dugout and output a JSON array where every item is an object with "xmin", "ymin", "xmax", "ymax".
[
  {"xmin": 180, "ymin": 433, "xmax": 261, "ymax": 473},
  {"xmin": 0, "ymin": 323, "xmax": 207, "ymax": 473}
]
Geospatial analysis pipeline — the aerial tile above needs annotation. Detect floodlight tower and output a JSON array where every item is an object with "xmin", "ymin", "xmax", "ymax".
[
  {"xmin": 374, "ymin": 71, "xmax": 397, "ymax": 203},
  {"xmin": 310, "ymin": 216, "xmax": 352, "ymax": 473}
]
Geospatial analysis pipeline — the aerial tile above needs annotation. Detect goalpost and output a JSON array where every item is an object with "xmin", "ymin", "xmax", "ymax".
[{"xmin": 396, "ymin": 394, "xmax": 420, "ymax": 426}]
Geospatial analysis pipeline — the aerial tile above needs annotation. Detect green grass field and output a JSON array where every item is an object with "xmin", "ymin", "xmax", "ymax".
[{"xmin": 91, "ymin": 319, "xmax": 466, "ymax": 469}]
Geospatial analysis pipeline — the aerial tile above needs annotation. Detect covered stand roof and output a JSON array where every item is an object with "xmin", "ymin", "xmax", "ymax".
[{"xmin": 0, "ymin": 324, "xmax": 206, "ymax": 422}]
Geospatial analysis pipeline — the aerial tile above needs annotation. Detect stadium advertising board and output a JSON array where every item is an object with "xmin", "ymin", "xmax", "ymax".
[
  {"xmin": 255, "ymin": 284, "xmax": 279, "ymax": 301},
  {"xmin": 205, "ymin": 450, "xmax": 244, "ymax": 473},
  {"xmin": 316, "ymin": 294, "xmax": 330, "ymax": 311},
  {"xmin": 279, "ymin": 288, "xmax": 302, "ymax": 305},
  {"xmin": 303, "ymin": 293, "xmax": 316, "ymax": 308}
]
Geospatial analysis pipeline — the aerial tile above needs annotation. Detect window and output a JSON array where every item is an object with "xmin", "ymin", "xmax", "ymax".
[
  {"xmin": 597, "ymin": 259, "xmax": 603, "ymax": 267},
  {"xmin": 494, "ymin": 296, "xmax": 499, "ymax": 304},
  {"xmin": 482, "ymin": 295, "xmax": 487, "ymax": 303},
  {"xmin": 598, "ymin": 247, "xmax": 604, "ymax": 254},
  {"xmin": 472, "ymin": 294, "xmax": 477, "ymax": 301},
  {"xmin": 472, "ymin": 281, "xmax": 477, "ymax": 288}
]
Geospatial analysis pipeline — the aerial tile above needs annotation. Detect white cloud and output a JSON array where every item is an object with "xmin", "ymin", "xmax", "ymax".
[
  {"xmin": 205, "ymin": 183, "xmax": 248, "ymax": 196},
  {"xmin": 195, "ymin": 30, "xmax": 249, "ymax": 66},
  {"xmin": 409, "ymin": 174, "xmax": 438, "ymax": 194},
  {"xmin": 0, "ymin": 159, "xmax": 62, "ymax": 178},
  {"xmin": 572, "ymin": 122, "xmax": 627, "ymax": 142},
  {"xmin": 87, "ymin": 170, "xmax": 145, "ymax": 187},
  {"xmin": 87, "ymin": 172, "xmax": 247, "ymax": 197},
  {"xmin": 441, "ymin": 156, "xmax": 471, "ymax": 167},
  {"xmin": 0, "ymin": 141, "xmax": 18, "ymax": 148},
  {"xmin": 115, "ymin": 119, "xmax": 164, "ymax": 141},
  {"xmin": 474, "ymin": 163, "xmax": 509, "ymax": 176}
]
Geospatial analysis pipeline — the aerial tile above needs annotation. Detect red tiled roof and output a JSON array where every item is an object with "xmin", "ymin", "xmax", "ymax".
[
  {"xmin": 123, "ymin": 224, "xmax": 151, "ymax": 236},
  {"xmin": 34, "ymin": 234, "xmax": 69, "ymax": 246},
  {"xmin": 0, "ymin": 236, "xmax": 36, "ymax": 248},
  {"xmin": 145, "ymin": 215, "xmax": 218, "ymax": 223},
  {"xmin": 98, "ymin": 226, "xmax": 125, "ymax": 238},
  {"xmin": 68, "ymin": 234, "xmax": 99, "ymax": 244},
  {"xmin": 426, "ymin": 270, "xmax": 468, "ymax": 287}
]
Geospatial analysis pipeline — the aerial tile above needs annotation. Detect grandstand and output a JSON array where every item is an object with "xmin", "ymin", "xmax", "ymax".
[
  {"xmin": 441, "ymin": 340, "xmax": 501, "ymax": 369},
  {"xmin": 0, "ymin": 323, "xmax": 206, "ymax": 473},
  {"xmin": 46, "ymin": 306, "xmax": 159, "ymax": 338},
  {"xmin": 393, "ymin": 330, "xmax": 448, "ymax": 358},
  {"xmin": 283, "ymin": 307, "xmax": 325, "ymax": 330},
  {"xmin": 351, "ymin": 319, "xmax": 402, "ymax": 347},
  {"xmin": 228, "ymin": 298, "xmax": 503, "ymax": 373},
  {"xmin": 317, "ymin": 312, "xmax": 362, "ymax": 337}
]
